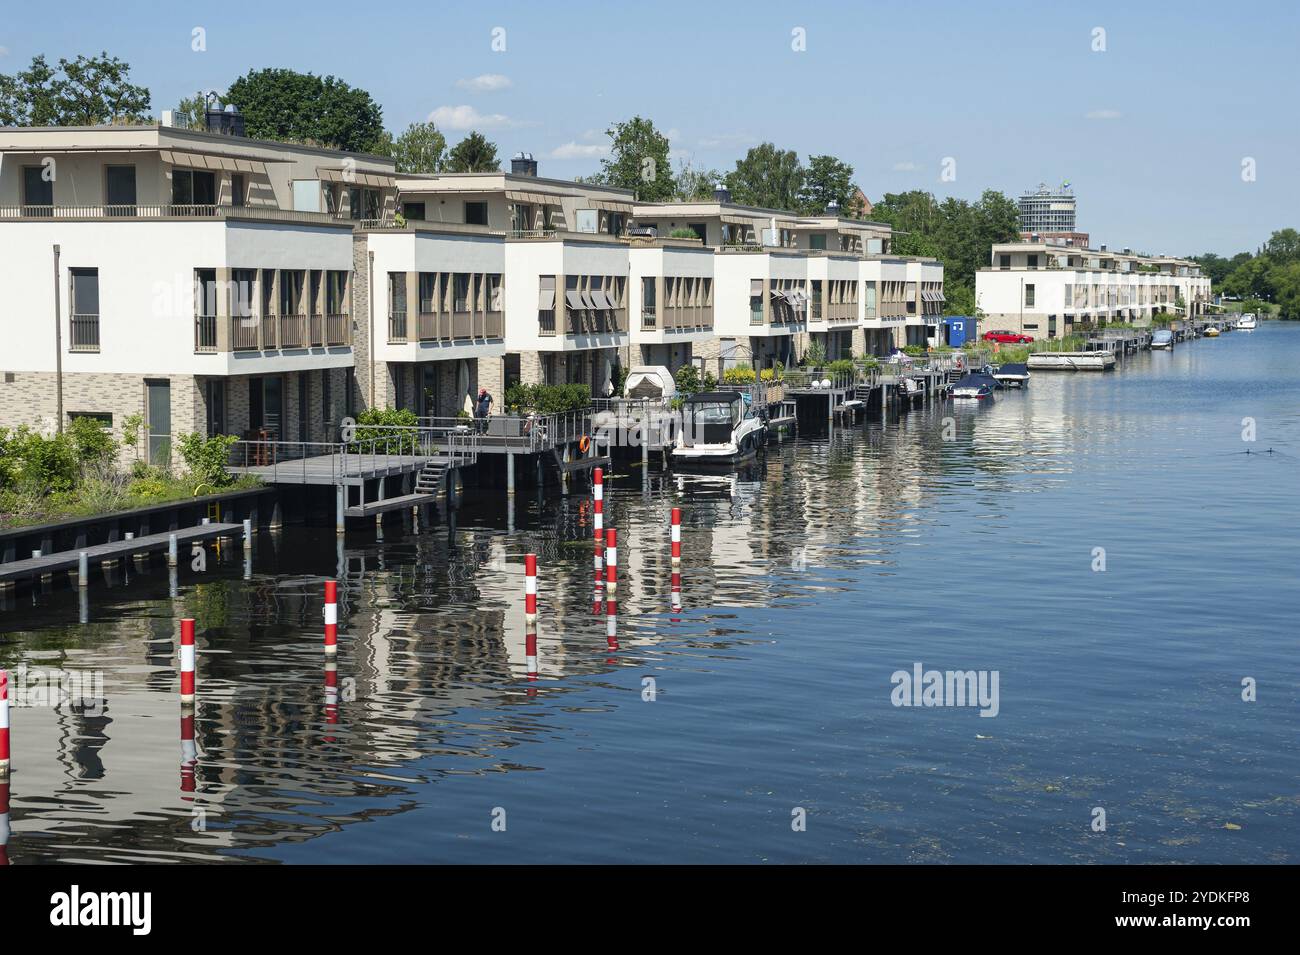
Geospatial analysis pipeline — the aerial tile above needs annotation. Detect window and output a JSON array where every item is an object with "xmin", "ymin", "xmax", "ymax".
[
  {"xmin": 574, "ymin": 209, "xmax": 598, "ymax": 233},
  {"xmin": 750, "ymin": 279, "xmax": 764, "ymax": 324},
  {"xmin": 195, "ymin": 269, "xmax": 218, "ymax": 352},
  {"xmin": 465, "ymin": 201, "xmax": 489, "ymax": 226},
  {"xmin": 809, "ymin": 234, "xmax": 826, "ymax": 251},
  {"xmin": 1027, "ymin": 254, "xmax": 1039, "ymax": 269},
  {"xmin": 402, "ymin": 201, "xmax": 426, "ymax": 220},
  {"xmin": 206, "ymin": 380, "xmax": 226, "ymax": 436},
  {"xmin": 23, "ymin": 165, "xmax": 53, "ymax": 211},
  {"xmin": 538, "ymin": 276, "xmax": 556, "ymax": 334},
  {"xmin": 326, "ymin": 271, "xmax": 347, "ymax": 314},
  {"xmin": 69, "ymin": 268, "xmax": 100, "ymax": 352},
  {"xmin": 810, "ymin": 281, "xmax": 823, "ymax": 320},
  {"xmin": 231, "ymin": 173, "xmax": 246, "ymax": 207},
  {"xmin": 105, "ymin": 165, "xmax": 137, "ymax": 215},
  {"xmin": 321, "ymin": 369, "xmax": 332, "ymax": 425},
  {"xmin": 453, "ymin": 274, "xmax": 470, "ymax": 312},
  {"xmin": 999, "ymin": 254, "xmax": 1011, "ymax": 270},
  {"xmin": 173, "ymin": 169, "xmax": 216, "ymax": 208},
  {"xmin": 298, "ymin": 373, "xmax": 309, "ymax": 440},
  {"xmin": 348, "ymin": 187, "xmax": 362, "ymax": 220},
  {"xmin": 689, "ymin": 223, "xmax": 707, "ymax": 243},
  {"xmin": 1024, "ymin": 284, "xmax": 1036, "ymax": 307},
  {"xmin": 419, "ymin": 273, "xmax": 436, "ymax": 313},
  {"xmin": 69, "ymin": 411, "xmax": 112, "ymax": 428},
  {"xmin": 486, "ymin": 274, "xmax": 503, "ymax": 312},
  {"xmin": 642, "ymin": 276, "xmax": 657, "ymax": 326},
  {"xmin": 363, "ymin": 189, "xmax": 381, "ymax": 220},
  {"xmin": 280, "ymin": 270, "xmax": 305, "ymax": 315}
]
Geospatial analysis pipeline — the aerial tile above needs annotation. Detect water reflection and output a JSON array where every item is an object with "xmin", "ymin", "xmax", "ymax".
[{"xmin": 1, "ymin": 327, "xmax": 1298, "ymax": 863}]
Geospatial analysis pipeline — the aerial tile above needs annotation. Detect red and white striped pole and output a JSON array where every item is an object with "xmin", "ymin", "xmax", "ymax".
[
  {"xmin": 179, "ymin": 618, "xmax": 196, "ymax": 705},
  {"xmin": 670, "ymin": 507, "xmax": 682, "ymax": 615},
  {"xmin": 525, "ymin": 553, "xmax": 539, "ymax": 685},
  {"xmin": 324, "ymin": 657, "xmax": 339, "ymax": 739},
  {"xmin": 324, "ymin": 580, "xmax": 338, "ymax": 655},
  {"xmin": 0, "ymin": 669, "xmax": 10, "ymax": 779},
  {"xmin": 592, "ymin": 467, "xmax": 605, "ymax": 614},
  {"xmin": 605, "ymin": 528, "xmax": 619, "ymax": 650}
]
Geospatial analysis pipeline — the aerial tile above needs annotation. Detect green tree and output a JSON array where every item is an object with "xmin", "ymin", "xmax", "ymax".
[
  {"xmin": 0, "ymin": 52, "xmax": 150, "ymax": 126},
  {"xmin": 725, "ymin": 143, "xmax": 805, "ymax": 211},
  {"xmin": 445, "ymin": 131, "xmax": 500, "ymax": 172},
  {"xmin": 596, "ymin": 116, "xmax": 675, "ymax": 201},
  {"xmin": 673, "ymin": 159, "xmax": 722, "ymax": 200},
  {"xmin": 383, "ymin": 121, "xmax": 447, "ymax": 173},
  {"xmin": 225, "ymin": 68, "xmax": 385, "ymax": 152},
  {"xmin": 173, "ymin": 91, "xmax": 209, "ymax": 130},
  {"xmin": 799, "ymin": 155, "xmax": 858, "ymax": 216}
]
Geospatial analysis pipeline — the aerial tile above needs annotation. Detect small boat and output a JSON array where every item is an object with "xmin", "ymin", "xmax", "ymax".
[
  {"xmin": 672, "ymin": 390, "xmax": 767, "ymax": 470},
  {"xmin": 1235, "ymin": 313, "xmax": 1257, "ymax": 330},
  {"xmin": 947, "ymin": 372, "xmax": 998, "ymax": 400},
  {"xmin": 1150, "ymin": 329, "xmax": 1174, "ymax": 349},
  {"xmin": 991, "ymin": 362, "xmax": 1030, "ymax": 387},
  {"xmin": 1204, "ymin": 325, "xmax": 1221, "ymax": 337}
]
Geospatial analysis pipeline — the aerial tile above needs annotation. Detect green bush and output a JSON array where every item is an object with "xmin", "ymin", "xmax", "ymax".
[
  {"xmin": 1, "ymin": 426, "xmax": 79, "ymax": 493},
  {"xmin": 67, "ymin": 416, "xmax": 117, "ymax": 467},
  {"xmin": 674, "ymin": 364, "xmax": 702, "ymax": 396},
  {"xmin": 802, "ymin": 341, "xmax": 828, "ymax": 367},
  {"xmin": 351, "ymin": 407, "xmax": 419, "ymax": 452},
  {"xmin": 722, "ymin": 367, "xmax": 756, "ymax": 384},
  {"xmin": 827, "ymin": 359, "xmax": 856, "ymax": 377},
  {"xmin": 176, "ymin": 432, "xmax": 240, "ymax": 488},
  {"xmin": 668, "ymin": 228, "xmax": 700, "ymax": 240},
  {"xmin": 502, "ymin": 383, "xmax": 591, "ymax": 415}
]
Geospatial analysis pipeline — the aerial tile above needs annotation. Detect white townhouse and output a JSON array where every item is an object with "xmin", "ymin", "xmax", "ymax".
[
  {"xmin": 0, "ymin": 119, "xmax": 399, "ymax": 459},
  {"xmin": 975, "ymin": 240, "xmax": 1212, "ymax": 339},
  {"xmin": 633, "ymin": 194, "xmax": 942, "ymax": 368}
]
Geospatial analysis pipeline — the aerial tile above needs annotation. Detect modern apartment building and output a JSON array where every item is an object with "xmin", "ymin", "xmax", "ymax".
[
  {"xmin": 0, "ymin": 123, "xmax": 946, "ymax": 450},
  {"xmin": 0, "ymin": 120, "xmax": 398, "ymax": 459},
  {"xmin": 975, "ymin": 240, "xmax": 1212, "ymax": 338}
]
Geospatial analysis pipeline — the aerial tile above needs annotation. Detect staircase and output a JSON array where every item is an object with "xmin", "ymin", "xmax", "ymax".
[{"xmin": 415, "ymin": 460, "xmax": 448, "ymax": 496}]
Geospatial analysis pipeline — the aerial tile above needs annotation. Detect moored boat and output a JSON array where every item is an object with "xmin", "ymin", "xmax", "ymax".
[
  {"xmin": 991, "ymin": 362, "xmax": 1030, "ymax": 387},
  {"xmin": 1235, "ymin": 313, "xmax": 1257, "ymax": 330},
  {"xmin": 947, "ymin": 372, "xmax": 998, "ymax": 400},
  {"xmin": 672, "ymin": 390, "xmax": 767, "ymax": 470},
  {"xmin": 1151, "ymin": 329, "xmax": 1174, "ymax": 349},
  {"xmin": 1204, "ymin": 325, "xmax": 1221, "ymax": 337}
]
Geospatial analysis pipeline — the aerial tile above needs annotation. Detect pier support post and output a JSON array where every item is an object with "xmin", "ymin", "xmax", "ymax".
[
  {"xmin": 167, "ymin": 534, "xmax": 178, "ymax": 567},
  {"xmin": 78, "ymin": 551, "xmax": 88, "ymax": 588},
  {"xmin": 506, "ymin": 452, "xmax": 515, "ymax": 497},
  {"xmin": 336, "ymin": 485, "xmax": 346, "ymax": 536},
  {"xmin": 243, "ymin": 519, "xmax": 252, "ymax": 553}
]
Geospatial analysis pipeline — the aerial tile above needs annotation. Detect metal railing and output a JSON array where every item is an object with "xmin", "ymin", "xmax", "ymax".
[
  {"xmin": 325, "ymin": 313, "xmax": 350, "ymax": 346},
  {"xmin": 389, "ymin": 309, "xmax": 408, "ymax": 343},
  {"xmin": 0, "ymin": 204, "xmax": 344, "ymax": 226},
  {"xmin": 70, "ymin": 313, "xmax": 100, "ymax": 352},
  {"xmin": 279, "ymin": 313, "xmax": 307, "ymax": 349},
  {"xmin": 415, "ymin": 409, "xmax": 594, "ymax": 454},
  {"xmin": 195, "ymin": 314, "xmax": 218, "ymax": 353},
  {"xmin": 227, "ymin": 425, "xmax": 477, "ymax": 485}
]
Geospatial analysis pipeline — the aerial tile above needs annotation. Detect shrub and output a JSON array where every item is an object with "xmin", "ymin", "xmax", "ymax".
[
  {"xmin": 827, "ymin": 359, "xmax": 855, "ymax": 377},
  {"xmin": 67, "ymin": 415, "xmax": 117, "ymax": 468},
  {"xmin": 503, "ymin": 383, "xmax": 591, "ymax": 415},
  {"xmin": 668, "ymin": 228, "xmax": 699, "ymax": 240},
  {"xmin": 4, "ymin": 426, "xmax": 79, "ymax": 493},
  {"xmin": 802, "ymin": 341, "xmax": 828, "ymax": 367},
  {"xmin": 176, "ymin": 432, "xmax": 240, "ymax": 488},
  {"xmin": 674, "ymin": 364, "xmax": 702, "ymax": 396},
  {"xmin": 722, "ymin": 367, "xmax": 756, "ymax": 384},
  {"xmin": 351, "ymin": 407, "xmax": 419, "ymax": 452}
]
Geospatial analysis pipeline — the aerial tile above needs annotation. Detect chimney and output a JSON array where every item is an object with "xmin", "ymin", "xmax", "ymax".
[
  {"xmin": 1100, "ymin": 244, "xmax": 1107, "ymax": 252},
  {"xmin": 511, "ymin": 152, "xmax": 538, "ymax": 177},
  {"xmin": 205, "ymin": 103, "xmax": 246, "ymax": 137},
  {"xmin": 713, "ymin": 186, "xmax": 731, "ymax": 204}
]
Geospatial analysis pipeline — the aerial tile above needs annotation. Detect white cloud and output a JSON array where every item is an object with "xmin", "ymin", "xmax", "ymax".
[
  {"xmin": 427, "ymin": 104, "xmax": 526, "ymax": 130},
  {"xmin": 1086, "ymin": 109, "xmax": 1122, "ymax": 120},
  {"xmin": 454, "ymin": 74, "xmax": 512, "ymax": 93},
  {"xmin": 551, "ymin": 141, "xmax": 610, "ymax": 160},
  {"xmin": 892, "ymin": 161, "xmax": 918, "ymax": 172}
]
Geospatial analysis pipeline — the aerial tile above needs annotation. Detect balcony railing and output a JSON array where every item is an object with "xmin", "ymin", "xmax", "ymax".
[
  {"xmin": 566, "ymin": 309, "xmax": 626, "ymax": 336},
  {"xmin": 325, "ymin": 313, "xmax": 349, "ymax": 346},
  {"xmin": 195, "ymin": 314, "xmax": 218, "ymax": 353},
  {"xmin": 279, "ymin": 314, "xmax": 307, "ymax": 349},
  {"xmin": 539, "ymin": 310, "xmax": 557, "ymax": 336},
  {"xmin": 260, "ymin": 313, "xmax": 278, "ymax": 348},
  {"xmin": 0, "ymin": 203, "xmax": 345, "ymax": 227},
  {"xmin": 233, "ymin": 315, "xmax": 260, "ymax": 351},
  {"xmin": 389, "ymin": 309, "xmax": 408, "ymax": 343},
  {"xmin": 70, "ymin": 313, "xmax": 100, "ymax": 352}
]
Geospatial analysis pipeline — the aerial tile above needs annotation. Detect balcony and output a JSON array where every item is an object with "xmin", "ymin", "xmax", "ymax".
[
  {"xmin": 565, "ymin": 308, "xmax": 626, "ymax": 336},
  {"xmin": 70, "ymin": 313, "xmax": 100, "ymax": 352},
  {"xmin": 0, "ymin": 203, "xmax": 344, "ymax": 227},
  {"xmin": 227, "ymin": 313, "xmax": 351, "ymax": 351}
]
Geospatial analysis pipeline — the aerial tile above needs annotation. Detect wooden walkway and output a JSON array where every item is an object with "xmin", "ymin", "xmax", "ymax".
[{"xmin": 0, "ymin": 523, "xmax": 245, "ymax": 585}]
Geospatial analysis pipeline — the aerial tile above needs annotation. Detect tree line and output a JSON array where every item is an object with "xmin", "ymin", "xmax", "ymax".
[{"xmin": 1193, "ymin": 229, "xmax": 1300, "ymax": 319}]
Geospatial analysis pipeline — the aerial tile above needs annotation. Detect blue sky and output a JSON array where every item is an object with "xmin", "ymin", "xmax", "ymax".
[{"xmin": 3, "ymin": 0, "xmax": 1295, "ymax": 255}]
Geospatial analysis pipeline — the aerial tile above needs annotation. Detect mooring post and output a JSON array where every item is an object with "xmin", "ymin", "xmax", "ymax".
[
  {"xmin": 243, "ymin": 518, "xmax": 252, "ymax": 552},
  {"xmin": 605, "ymin": 528, "xmax": 618, "ymax": 651},
  {"xmin": 179, "ymin": 617, "xmax": 196, "ymax": 705},
  {"xmin": 78, "ymin": 551, "xmax": 88, "ymax": 588},
  {"xmin": 524, "ymin": 553, "xmax": 538, "ymax": 685},
  {"xmin": 167, "ymin": 534, "xmax": 178, "ymax": 567},
  {"xmin": 0, "ymin": 668, "xmax": 11, "ymax": 778},
  {"xmin": 506, "ymin": 452, "xmax": 515, "ymax": 497},
  {"xmin": 324, "ymin": 580, "xmax": 338, "ymax": 655},
  {"xmin": 336, "ymin": 485, "xmax": 346, "ymax": 537},
  {"xmin": 593, "ymin": 467, "xmax": 605, "ymax": 614}
]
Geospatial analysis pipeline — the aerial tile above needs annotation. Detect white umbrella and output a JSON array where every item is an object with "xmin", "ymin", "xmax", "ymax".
[{"xmin": 459, "ymin": 360, "xmax": 473, "ymax": 416}]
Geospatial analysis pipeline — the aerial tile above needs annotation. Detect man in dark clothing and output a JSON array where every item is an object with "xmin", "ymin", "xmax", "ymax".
[{"xmin": 474, "ymin": 388, "xmax": 493, "ymax": 432}]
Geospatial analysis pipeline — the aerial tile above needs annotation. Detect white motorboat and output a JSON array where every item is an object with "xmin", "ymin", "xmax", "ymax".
[
  {"xmin": 672, "ymin": 391, "xmax": 767, "ymax": 470},
  {"xmin": 1235, "ymin": 313, "xmax": 1257, "ymax": 330}
]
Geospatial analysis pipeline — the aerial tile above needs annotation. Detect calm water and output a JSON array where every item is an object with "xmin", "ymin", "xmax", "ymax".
[{"xmin": 3, "ymin": 325, "xmax": 1298, "ymax": 864}]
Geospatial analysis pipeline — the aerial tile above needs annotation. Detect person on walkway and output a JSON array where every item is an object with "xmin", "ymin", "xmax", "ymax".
[{"xmin": 474, "ymin": 388, "xmax": 493, "ymax": 433}]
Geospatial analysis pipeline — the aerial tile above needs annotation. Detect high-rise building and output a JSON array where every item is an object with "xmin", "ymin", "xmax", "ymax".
[{"xmin": 1017, "ymin": 183, "xmax": 1089, "ymax": 247}]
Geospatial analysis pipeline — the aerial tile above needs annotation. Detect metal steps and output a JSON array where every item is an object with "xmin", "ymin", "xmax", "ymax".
[{"xmin": 414, "ymin": 462, "xmax": 448, "ymax": 495}]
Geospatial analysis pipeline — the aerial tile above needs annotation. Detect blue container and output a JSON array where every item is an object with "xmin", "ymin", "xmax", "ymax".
[{"xmin": 944, "ymin": 316, "xmax": 976, "ymax": 347}]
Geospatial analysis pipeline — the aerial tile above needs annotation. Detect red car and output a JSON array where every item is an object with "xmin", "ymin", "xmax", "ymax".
[{"xmin": 982, "ymin": 329, "xmax": 1035, "ymax": 344}]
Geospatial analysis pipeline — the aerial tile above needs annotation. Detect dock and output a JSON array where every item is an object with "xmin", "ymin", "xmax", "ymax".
[
  {"xmin": 1027, "ymin": 352, "xmax": 1117, "ymax": 371},
  {"xmin": 0, "ymin": 521, "xmax": 246, "ymax": 588}
]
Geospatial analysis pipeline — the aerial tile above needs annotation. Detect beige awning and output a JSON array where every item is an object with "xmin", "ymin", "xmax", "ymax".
[
  {"xmin": 590, "ymin": 290, "xmax": 613, "ymax": 310},
  {"xmin": 317, "ymin": 167, "xmax": 394, "ymax": 188},
  {"xmin": 565, "ymin": 290, "xmax": 585, "ymax": 310},
  {"xmin": 163, "ymin": 151, "xmax": 264, "ymax": 173},
  {"xmin": 722, "ymin": 215, "xmax": 755, "ymax": 226},
  {"xmin": 591, "ymin": 199, "xmax": 633, "ymax": 212},
  {"xmin": 538, "ymin": 287, "xmax": 555, "ymax": 310},
  {"xmin": 506, "ymin": 189, "xmax": 569, "ymax": 205}
]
